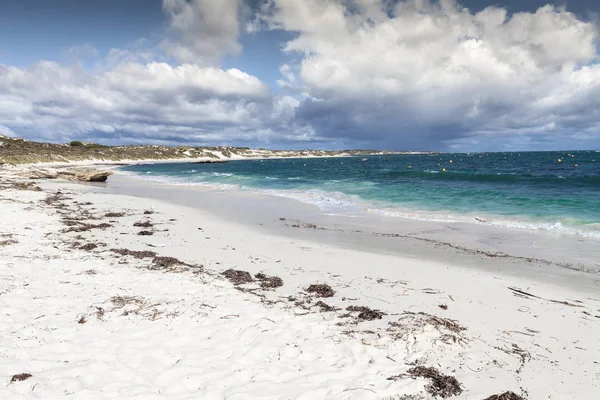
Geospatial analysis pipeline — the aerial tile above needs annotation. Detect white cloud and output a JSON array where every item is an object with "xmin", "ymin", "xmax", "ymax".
[
  {"xmin": 0, "ymin": 61, "xmax": 300, "ymax": 145},
  {"xmin": 161, "ymin": 0, "xmax": 242, "ymax": 65},
  {"xmin": 260, "ymin": 0, "xmax": 600, "ymax": 149}
]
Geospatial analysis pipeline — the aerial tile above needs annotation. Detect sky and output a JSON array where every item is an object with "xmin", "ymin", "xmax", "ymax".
[{"xmin": 1, "ymin": 0, "xmax": 600, "ymax": 151}]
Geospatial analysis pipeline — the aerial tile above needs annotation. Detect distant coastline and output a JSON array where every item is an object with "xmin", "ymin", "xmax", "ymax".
[{"xmin": 0, "ymin": 134, "xmax": 436, "ymax": 166}]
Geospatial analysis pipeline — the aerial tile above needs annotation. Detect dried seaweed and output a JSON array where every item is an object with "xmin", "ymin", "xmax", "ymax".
[
  {"xmin": 64, "ymin": 223, "xmax": 111, "ymax": 233},
  {"xmin": 105, "ymin": 212, "xmax": 125, "ymax": 218},
  {"xmin": 133, "ymin": 220, "xmax": 154, "ymax": 228},
  {"xmin": 255, "ymin": 273, "xmax": 283, "ymax": 289},
  {"xmin": 347, "ymin": 305, "xmax": 386, "ymax": 321},
  {"xmin": 110, "ymin": 248, "xmax": 157, "ymax": 259},
  {"xmin": 314, "ymin": 301, "xmax": 338, "ymax": 312},
  {"xmin": 388, "ymin": 366, "xmax": 462, "ymax": 398},
  {"xmin": 222, "ymin": 269, "xmax": 253, "ymax": 285},
  {"xmin": 306, "ymin": 283, "xmax": 335, "ymax": 298},
  {"xmin": 79, "ymin": 243, "xmax": 98, "ymax": 251},
  {"xmin": 483, "ymin": 392, "xmax": 525, "ymax": 400},
  {"xmin": 150, "ymin": 256, "xmax": 190, "ymax": 270},
  {"xmin": 10, "ymin": 373, "xmax": 32, "ymax": 383}
]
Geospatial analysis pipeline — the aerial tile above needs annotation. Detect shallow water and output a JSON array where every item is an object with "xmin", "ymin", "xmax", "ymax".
[{"xmin": 121, "ymin": 151, "xmax": 600, "ymax": 238}]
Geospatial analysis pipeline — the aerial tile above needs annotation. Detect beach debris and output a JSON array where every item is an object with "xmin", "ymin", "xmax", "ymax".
[
  {"xmin": 346, "ymin": 305, "xmax": 386, "ymax": 321},
  {"xmin": 255, "ymin": 273, "xmax": 283, "ymax": 289},
  {"xmin": 143, "ymin": 210, "xmax": 154, "ymax": 215},
  {"xmin": 83, "ymin": 295, "xmax": 169, "ymax": 321},
  {"xmin": 110, "ymin": 295, "xmax": 146, "ymax": 310},
  {"xmin": 222, "ymin": 269, "xmax": 254, "ymax": 285},
  {"xmin": 508, "ymin": 287, "xmax": 584, "ymax": 308},
  {"xmin": 482, "ymin": 392, "xmax": 525, "ymax": 400},
  {"xmin": 111, "ymin": 248, "xmax": 157, "ymax": 259},
  {"xmin": 388, "ymin": 312, "xmax": 467, "ymax": 346},
  {"xmin": 105, "ymin": 212, "xmax": 125, "ymax": 218},
  {"xmin": 64, "ymin": 223, "xmax": 112, "ymax": 233},
  {"xmin": 314, "ymin": 301, "xmax": 338, "ymax": 312},
  {"xmin": 439, "ymin": 304, "xmax": 448, "ymax": 310},
  {"xmin": 151, "ymin": 256, "xmax": 191, "ymax": 271},
  {"xmin": 10, "ymin": 373, "xmax": 32, "ymax": 383},
  {"xmin": 0, "ymin": 233, "xmax": 18, "ymax": 246},
  {"xmin": 137, "ymin": 230, "xmax": 154, "ymax": 236},
  {"xmin": 133, "ymin": 220, "xmax": 154, "ymax": 228},
  {"xmin": 494, "ymin": 343, "xmax": 531, "ymax": 374},
  {"xmin": 78, "ymin": 243, "xmax": 98, "ymax": 251},
  {"xmin": 306, "ymin": 283, "xmax": 335, "ymax": 298},
  {"xmin": 388, "ymin": 366, "xmax": 462, "ymax": 398}
]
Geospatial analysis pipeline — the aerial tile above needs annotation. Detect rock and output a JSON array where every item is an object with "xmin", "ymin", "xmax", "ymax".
[
  {"xmin": 20, "ymin": 167, "xmax": 113, "ymax": 182},
  {"xmin": 61, "ymin": 168, "xmax": 113, "ymax": 182},
  {"xmin": 190, "ymin": 159, "xmax": 228, "ymax": 164},
  {"xmin": 21, "ymin": 168, "xmax": 59, "ymax": 179}
]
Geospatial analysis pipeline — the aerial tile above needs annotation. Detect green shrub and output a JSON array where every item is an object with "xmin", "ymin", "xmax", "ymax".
[{"xmin": 69, "ymin": 141, "xmax": 84, "ymax": 147}]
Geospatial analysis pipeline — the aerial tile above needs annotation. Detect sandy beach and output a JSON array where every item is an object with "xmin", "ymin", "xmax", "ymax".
[{"xmin": 1, "ymin": 168, "xmax": 599, "ymax": 399}]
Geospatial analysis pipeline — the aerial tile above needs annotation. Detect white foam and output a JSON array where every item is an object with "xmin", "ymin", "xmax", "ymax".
[{"xmin": 123, "ymin": 170, "xmax": 600, "ymax": 239}]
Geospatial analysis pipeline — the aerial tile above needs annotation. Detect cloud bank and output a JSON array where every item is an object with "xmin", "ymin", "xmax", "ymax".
[{"xmin": 1, "ymin": 0, "xmax": 600, "ymax": 150}]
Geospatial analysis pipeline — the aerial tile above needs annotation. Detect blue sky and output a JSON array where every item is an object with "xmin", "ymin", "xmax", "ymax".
[{"xmin": 1, "ymin": 0, "xmax": 599, "ymax": 150}]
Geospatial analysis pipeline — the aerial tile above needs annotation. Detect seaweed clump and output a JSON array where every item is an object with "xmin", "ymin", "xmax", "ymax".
[
  {"xmin": 222, "ymin": 269, "xmax": 253, "ymax": 285},
  {"xmin": 255, "ymin": 273, "xmax": 283, "ymax": 289},
  {"xmin": 346, "ymin": 305, "xmax": 386, "ymax": 321},
  {"xmin": 306, "ymin": 283, "xmax": 335, "ymax": 298},
  {"xmin": 483, "ymin": 393, "xmax": 525, "ymax": 400},
  {"xmin": 388, "ymin": 366, "xmax": 463, "ymax": 399}
]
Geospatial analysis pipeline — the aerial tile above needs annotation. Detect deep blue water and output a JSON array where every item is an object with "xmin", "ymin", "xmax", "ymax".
[{"xmin": 121, "ymin": 151, "xmax": 600, "ymax": 238}]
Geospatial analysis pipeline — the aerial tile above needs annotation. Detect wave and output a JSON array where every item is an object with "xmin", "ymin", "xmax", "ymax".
[
  {"xmin": 384, "ymin": 170, "xmax": 600, "ymax": 187},
  {"xmin": 120, "ymin": 168, "xmax": 600, "ymax": 239}
]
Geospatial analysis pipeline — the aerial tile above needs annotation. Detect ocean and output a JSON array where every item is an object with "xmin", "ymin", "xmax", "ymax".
[{"xmin": 120, "ymin": 151, "xmax": 600, "ymax": 238}]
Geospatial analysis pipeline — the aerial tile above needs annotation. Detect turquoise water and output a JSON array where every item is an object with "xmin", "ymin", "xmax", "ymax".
[{"xmin": 121, "ymin": 151, "xmax": 600, "ymax": 238}]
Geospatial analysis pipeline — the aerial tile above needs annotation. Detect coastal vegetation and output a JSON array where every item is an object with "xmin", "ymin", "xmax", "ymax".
[{"xmin": 0, "ymin": 134, "xmax": 423, "ymax": 165}]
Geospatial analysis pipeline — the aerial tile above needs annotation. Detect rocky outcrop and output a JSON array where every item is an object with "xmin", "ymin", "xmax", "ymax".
[
  {"xmin": 190, "ymin": 160, "xmax": 228, "ymax": 164},
  {"xmin": 20, "ymin": 168, "xmax": 113, "ymax": 182},
  {"xmin": 20, "ymin": 169, "xmax": 59, "ymax": 179},
  {"xmin": 60, "ymin": 168, "xmax": 114, "ymax": 182}
]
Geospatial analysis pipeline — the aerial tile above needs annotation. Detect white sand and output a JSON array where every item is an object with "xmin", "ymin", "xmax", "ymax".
[{"xmin": 1, "ymin": 172, "xmax": 599, "ymax": 399}]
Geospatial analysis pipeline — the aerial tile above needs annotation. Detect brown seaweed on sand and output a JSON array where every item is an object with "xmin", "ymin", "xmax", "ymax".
[
  {"xmin": 306, "ymin": 283, "xmax": 335, "ymax": 298},
  {"xmin": 105, "ymin": 212, "xmax": 125, "ymax": 218},
  {"xmin": 346, "ymin": 305, "xmax": 386, "ymax": 321},
  {"xmin": 255, "ymin": 273, "xmax": 283, "ymax": 289},
  {"xmin": 314, "ymin": 301, "xmax": 338, "ymax": 312},
  {"xmin": 110, "ymin": 248, "xmax": 157, "ymax": 259},
  {"xmin": 150, "ymin": 256, "xmax": 191, "ymax": 270},
  {"xmin": 483, "ymin": 392, "xmax": 525, "ymax": 400},
  {"xmin": 79, "ymin": 243, "xmax": 98, "ymax": 251},
  {"xmin": 10, "ymin": 373, "xmax": 32, "ymax": 383},
  {"xmin": 222, "ymin": 269, "xmax": 254, "ymax": 285},
  {"xmin": 133, "ymin": 220, "xmax": 154, "ymax": 228},
  {"xmin": 388, "ymin": 366, "xmax": 462, "ymax": 398},
  {"xmin": 64, "ymin": 223, "xmax": 112, "ymax": 233}
]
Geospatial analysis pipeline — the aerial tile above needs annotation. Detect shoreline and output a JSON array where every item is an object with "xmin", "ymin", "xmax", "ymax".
[
  {"xmin": 107, "ymin": 170, "xmax": 600, "ymax": 276},
  {"xmin": 117, "ymin": 160, "xmax": 600, "ymax": 242},
  {"xmin": 1, "ymin": 169, "xmax": 599, "ymax": 399}
]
